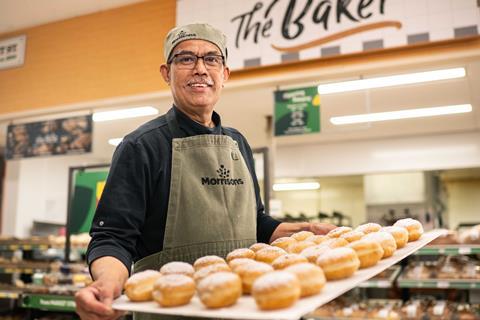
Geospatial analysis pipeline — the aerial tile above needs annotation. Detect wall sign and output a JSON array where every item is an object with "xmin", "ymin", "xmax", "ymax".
[
  {"xmin": 6, "ymin": 115, "xmax": 92, "ymax": 160},
  {"xmin": 274, "ymin": 86, "xmax": 320, "ymax": 136},
  {"xmin": 0, "ymin": 35, "xmax": 26, "ymax": 70},
  {"xmin": 177, "ymin": 0, "xmax": 480, "ymax": 70}
]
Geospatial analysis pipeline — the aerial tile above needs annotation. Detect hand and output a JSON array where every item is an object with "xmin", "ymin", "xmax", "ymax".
[
  {"xmin": 75, "ymin": 279, "xmax": 124, "ymax": 320},
  {"xmin": 309, "ymin": 222, "xmax": 337, "ymax": 235}
]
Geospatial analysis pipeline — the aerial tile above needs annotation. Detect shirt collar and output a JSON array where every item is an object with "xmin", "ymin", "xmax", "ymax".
[{"xmin": 173, "ymin": 105, "xmax": 222, "ymax": 135}]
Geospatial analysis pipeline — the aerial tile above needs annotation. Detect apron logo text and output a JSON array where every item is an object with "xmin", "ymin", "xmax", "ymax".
[{"xmin": 201, "ymin": 165, "xmax": 244, "ymax": 186}]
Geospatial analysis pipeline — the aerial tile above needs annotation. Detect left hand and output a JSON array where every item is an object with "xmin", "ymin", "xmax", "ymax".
[{"xmin": 309, "ymin": 222, "xmax": 337, "ymax": 235}]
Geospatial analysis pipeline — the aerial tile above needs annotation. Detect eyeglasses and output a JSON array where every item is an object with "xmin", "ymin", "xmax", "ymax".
[{"xmin": 168, "ymin": 53, "xmax": 225, "ymax": 70}]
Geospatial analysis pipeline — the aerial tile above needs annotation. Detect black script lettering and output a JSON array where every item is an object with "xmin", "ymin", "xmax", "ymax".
[
  {"xmin": 312, "ymin": 0, "xmax": 332, "ymax": 31},
  {"xmin": 380, "ymin": 0, "xmax": 386, "ymax": 13},
  {"xmin": 357, "ymin": 0, "xmax": 374, "ymax": 19},
  {"xmin": 336, "ymin": 0, "xmax": 359, "ymax": 23},
  {"xmin": 262, "ymin": 20, "xmax": 273, "ymax": 37},
  {"xmin": 282, "ymin": 0, "xmax": 314, "ymax": 39}
]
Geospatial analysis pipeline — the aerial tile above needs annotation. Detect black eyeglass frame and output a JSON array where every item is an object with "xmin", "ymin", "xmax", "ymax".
[{"xmin": 167, "ymin": 53, "xmax": 226, "ymax": 68}]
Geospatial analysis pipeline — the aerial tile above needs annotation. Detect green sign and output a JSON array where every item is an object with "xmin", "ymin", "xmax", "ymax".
[
  {"xmin": 274, "ymin": 87, "xmax": 320, "ymax": 136},
  {"xmin": 21, "ymin": 294, "xmax": 76, "ymax": 312}
]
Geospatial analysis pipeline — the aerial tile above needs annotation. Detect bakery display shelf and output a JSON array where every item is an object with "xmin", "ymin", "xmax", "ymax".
[
  {"xmin": 0, "ymin": 290, "xmax": 21, "ymax": 299},
  {"xmin": 0, "ymin": 262, "xmax": 51, "ymax": 274},
  {"xmin": 20, "ymin": 293, "xmax": 76, "ymax": 312},
  {"xmin": 397, "ymin": 276, "xmax": 480, "ymax": 289},
  {"xmin": 415, "ymin": 244, "xmax": 480, "ymax": 256},
  {"xmin": 113, "ymin": 229, "xmax": 447, "ymax": 320},
  {"xmin": 357, "ymin": 266, "xmax": 401, "ymax": 288},
  {"xmin": 0, "ymin": 244, "xmax": 49, "ymax": 251}
]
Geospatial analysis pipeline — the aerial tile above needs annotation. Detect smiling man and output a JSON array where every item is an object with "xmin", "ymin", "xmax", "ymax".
[{"xmin": 75, "ymin": 23, "xmax": 335, "ymax": 320}]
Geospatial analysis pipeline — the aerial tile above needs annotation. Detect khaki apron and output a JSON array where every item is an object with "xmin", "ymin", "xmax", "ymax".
[{"xmin": 133, "ymin": 109, "xmax": 257, "ymax": 319}]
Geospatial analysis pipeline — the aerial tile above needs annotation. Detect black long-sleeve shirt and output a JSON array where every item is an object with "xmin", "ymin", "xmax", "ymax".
[{"xmin": 87, "ymin": 106, "xmax": 281, "ymax": 272}]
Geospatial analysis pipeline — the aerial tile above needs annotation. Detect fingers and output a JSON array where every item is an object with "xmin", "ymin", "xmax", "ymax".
[
  {"xmin": 75, "ymin": 285, "xmax": 117, "ymax": 320},
  {"xmin": 311, "ymin": 222, "xmax": 337, "ymax": 235}
]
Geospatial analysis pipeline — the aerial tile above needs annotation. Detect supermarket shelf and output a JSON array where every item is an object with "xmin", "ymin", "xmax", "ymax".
[
  {"xmin": 0, "ymin": 290, "xmax": 21, "ymax": 299},
  {"xmin": 415, "ymin": 245, "xmax": 480, "ymax": 256},
  {"xmin": 21, "ymin": 293, "xmax": 76, "ymax": 312},
  {"xmin": 0, "ymin": 244, "xmax": 49, "ymax": 251},
  {"xmin": 358, "ymin": 266, "xmax": 401, "ymax": 288},
  {"xmin": 397, "ymin": 277, "xmax": 480, "ymax": 289}
]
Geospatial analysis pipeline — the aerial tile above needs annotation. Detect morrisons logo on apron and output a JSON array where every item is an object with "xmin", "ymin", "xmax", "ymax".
[{"xmin": 201, "ymin": 165, "xmax": 244, "ymax": 186}]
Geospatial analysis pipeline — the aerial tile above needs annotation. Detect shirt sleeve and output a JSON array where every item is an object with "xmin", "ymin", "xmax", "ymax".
[{"xmin": 86, "ymin": 139, "xmax": 149, "ymax": 274}]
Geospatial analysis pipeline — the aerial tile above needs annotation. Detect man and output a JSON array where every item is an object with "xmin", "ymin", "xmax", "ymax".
[{"xmin": 75, "ymin": 23, "xmax": 335, "ymax": 320}]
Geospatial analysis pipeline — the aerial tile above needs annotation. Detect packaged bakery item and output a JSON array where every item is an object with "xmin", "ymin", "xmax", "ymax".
[
  {"xmin": 459, "ymin": 225, "xmax": 480, "ymax": 244},
  {"xmin": 427, "ymin": 300, "xmax": 452, "ymax": 320}
]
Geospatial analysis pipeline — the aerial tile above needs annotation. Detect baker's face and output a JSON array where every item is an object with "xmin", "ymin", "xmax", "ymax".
[{"xmin": 160, "ymin": 40, "xmax": 230, "ymax": 115}]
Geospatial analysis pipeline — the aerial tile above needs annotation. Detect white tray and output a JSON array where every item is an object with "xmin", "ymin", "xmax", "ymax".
[{"xmin": 113, "ymin": 229, "xmax": 447, "ymax": 320}]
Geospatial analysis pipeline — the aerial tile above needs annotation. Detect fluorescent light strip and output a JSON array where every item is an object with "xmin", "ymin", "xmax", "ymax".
[
  {"xmin": 273, "ymin": 182, "xmax": 320, "ymax": 191},
  {"xmin": 108, "ymin": 138, "xmax": 123, "ymax": 146},
  {"xmin": 93, "ymin": 106, "xmax": 158, "ymax": 122},
  {"xmin": 318, "ymin": 67, "xmax": 465, "ymax": 94},
  {"xmin": 330, "ymin": 104, "xmax": 472, "ymax": 125}
]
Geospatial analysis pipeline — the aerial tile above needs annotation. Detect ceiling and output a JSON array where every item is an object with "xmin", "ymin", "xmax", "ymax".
[{"xmin": 0, "ymin": 0, "xmax": 145, "ymax": 34}]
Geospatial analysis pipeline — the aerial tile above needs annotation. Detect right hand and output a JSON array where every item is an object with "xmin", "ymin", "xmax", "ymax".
[{"xmin": 75, "ymin": 279, "xmax": 124, "ymax": 320}]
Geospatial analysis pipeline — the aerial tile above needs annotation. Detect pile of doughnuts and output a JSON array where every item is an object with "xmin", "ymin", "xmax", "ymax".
[{"xmin": 123, "ymin": 218, "xmax": 423, "ymax": 311}]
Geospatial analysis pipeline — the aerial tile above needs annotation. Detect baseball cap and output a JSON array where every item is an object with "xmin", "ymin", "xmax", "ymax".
[{"xmin": 164, "ymin": 23, "xmax": 228, "ymax": 62}]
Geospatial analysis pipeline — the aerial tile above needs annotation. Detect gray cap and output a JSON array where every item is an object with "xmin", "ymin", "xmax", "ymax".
[{"xmin": 164, "ymin": 23, "xmax": 228, "ymax": 62}]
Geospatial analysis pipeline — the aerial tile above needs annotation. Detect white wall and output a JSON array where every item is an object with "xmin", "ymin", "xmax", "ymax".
[{"xmin": 445, "ymin": 179, "xmax": 480, "ymax": 229}]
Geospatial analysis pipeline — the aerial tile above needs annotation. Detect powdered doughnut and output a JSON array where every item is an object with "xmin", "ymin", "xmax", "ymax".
[
  {"xmin": 271, "ymin": 253, "xmax": 308, "ymax": 270},
  {"xmin": 355, "ymin": 223, "xmax": 382, "ymax": 234},
  {"xmin": 271, "ymin": 237, "xmax": 296, "ymax": 251},
  {"xmin": 340, "ymin": 230, "xmax": 365, "ymax": 243},
  {"xmin": 316, "ymin": 247, "xmax": 360, "ymax": 280},
  {"xmin": 228, "ymin": 258, "xmax": 257, "ymax": 272},
  {"xmin": 287, "ymin": 241, "xmax": 316, "ymax": 254},
  {"xmin": 291, "ymin": 231, "xmax": 314, "ymax": 241},
  {"xmin": 193, "ymin": 255, "xmax": 227, "ymax": 272},
  {"xmin": 252, "ymin": 271, "xmax": 301, "ymax": 310},
  {"xmin": 327, "ymin": 226, "xmax": 353, "ymax": 238},
  {"xmin": 197, "ymin": 272, "xmax": 242, "ymax": 308},
  {"xmin": 300, "ymin": 245, "xmax": 330, "ymax": 263},
  {"xmin": 255, "ymin": 246, "xmax": 287, "ymax": 264},
  {"xmin": 249, "ymin": 243, "xmax": 271, "ymax": 253},
  {"xmin": 234, "ymin": 261, "xmax": 273, "ymax": 294},
  {"xmin": 226, "ymin": 248, "xmax": 256, "ymax": 262},
  {"xmin": 152, "ymin": 274, "xmax": 195, "ymax": 307},
  {"xmin": 193, "ymin": 263, "xmax": 231, "ymax": 283},
  {"xmin": 159, "ymin": 261, "xmax": 194, "ymax": 278},
  {"xmin": 382, "ymin": 226, "xmax": 409, "ymax": 248},
  {"xmin": 284, "ymin": 262, "xmax": 326, "ymax": 297},
  {"xmin": 124, "ymin": 270, "xmax": 162, "ymax": 301},
  {"xmin": 306, "ymin": 235, "xmax": 329, "ymax": 245},
  {"xmin": 363, "ymin": 231, "xmax": 397, "ymax": 258},
  {"xmin": 393, "ymin": 218, "xmax": 424, "ymax": 241},
  {"xmin": 348, "ymin": 239, "xmax": 384, "ymax": 268}
]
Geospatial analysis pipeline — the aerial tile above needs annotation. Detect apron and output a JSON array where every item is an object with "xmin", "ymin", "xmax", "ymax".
[{"xmin": 133, "ymin": 109, "xmax": 257, "ymax": 319}]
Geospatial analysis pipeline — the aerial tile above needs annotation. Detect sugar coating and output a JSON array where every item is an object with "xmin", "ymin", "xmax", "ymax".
[
  {"xmin": 194, "ymin": 263, "xmax": 231, "ymax": 281},
  {"xmin": 155, "ymin": 274, "xmax": 194, "ymax": 288},
  {"xmin": 197, "ymin": 272, "xmax": 240, "ymax": 291},
  {"xmin": 284, "ymin": 262, "xmax": 321, "ymax": 274},
  {"xmin": 249, "ymin": 243, "xmax": 270, "ymax": 252},
  {"xmin": 237, "ymin": 261, "xmax": 273, "ymax": 273},
  {"xmin": 257, "ymin": 246, "xmax": 287, "ymax": 255},
  {"xmin": 229, "ymin": 258, "xmax": 256, "ymax": 269},
  {"xmin": 382, "ymin": 226, "xmax": 409, "ymax": 235},
  {"xmin": 160, "ymin": 262, "xmax": 194, "ymax": 275},
  {"xmin": 394, "ymin": 218, "xmax": 421, "ymax": 228},
  {"xmin": 227, "ymin": 248, "xmax": 254, "ymax": 259},
  {"xmin": 328, "ymin": 226, "xmax": 353, "ymax": 237},
  {"xmin": 317, "ymin": 247, "xmax": 356, "ymax": 261},
  {"xmin": 271, "ymin": 237, "xmax": 296, "ymax": 245},
  {"xmin": 364, "ymin": 231, "xmax": 396, "ymax": 243},
  {"xmin": 252, "ymin": 271, "xmax": 297, "ymax": 291},
  {"xmin": 291, "ymin": 231, "xmax": 314, "ymax": 241},
  {"xmin": 300, "ymin": 245, "xmax": 328, "ymax": 257},
  {"xmin": 194, "ymin": 255, "xmax": 225, "ymax": 267},
  {"xmin": 126, "ymin": 270, "xmax": 160, "ymax": 285},
  {"xmin": 356, "ymin": 223, "xmax": 382, "ymax": 233}
]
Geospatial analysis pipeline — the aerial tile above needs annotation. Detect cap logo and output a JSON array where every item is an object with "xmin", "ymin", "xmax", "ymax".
[{"xmin": 172, "ymin": 30, "xmax": 197, "ymax": 45}]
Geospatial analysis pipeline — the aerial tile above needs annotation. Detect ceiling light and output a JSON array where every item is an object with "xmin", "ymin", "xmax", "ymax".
[
  {"xmin": 108, "ymin": 138, "xmax": 123, "ymax": 146},
  {"xmin": 93, "ymin": 106, "xmax": 158, "ymax": 122},
  {"xmin": 318, "ymin": 67, "xmax": 465, "ymax": 94},
  {"xmin": 273, "ymin": 182, "xmax": 320, "ymax": 191},
  {"xmin": 330, "ymin": 104, "xmax": 472, "ymax": 125}
]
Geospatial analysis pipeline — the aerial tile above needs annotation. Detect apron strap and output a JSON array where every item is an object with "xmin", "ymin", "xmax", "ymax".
[{"xmin": 166, "ymin": 107, "xmax": 227, "ymax": 138}]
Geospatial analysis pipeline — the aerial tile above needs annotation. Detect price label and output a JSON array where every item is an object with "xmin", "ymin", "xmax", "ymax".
[
  {"xmin": 437, "ymin": 281, "xmax": 450, "ymax": 288},
  {"xmin": 458, "ymin": 247, "xmax": 471, "ymax": 254},
  {"xmin": 377, "ymin": 281, "xmax": 390, "ymax": 288},
  {"xmin": 438, "ymin": 248, "xmax": 445, "ymax": 254}
]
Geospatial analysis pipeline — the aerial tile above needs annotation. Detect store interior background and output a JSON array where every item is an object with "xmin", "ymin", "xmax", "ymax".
[{"xmin": 0, "ymin": 0, "xmax": 479, "ymax": 238}]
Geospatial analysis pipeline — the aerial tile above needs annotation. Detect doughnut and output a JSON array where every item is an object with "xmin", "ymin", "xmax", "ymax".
[
  {"xmin": 316, "ymin": 247, "xmax": 360, "ymax": 280},
  {"xmin": 284, "ymin": 262, "xmax": 326, "ymax": 297},
  {"xmin": 124, "ymin": 270, "xmax": 162, "ymax": 301},
  {"xmin": 193, "ymin": 255, "xmax": 227, "ymax": 272},
  {"xmin": 271, "ymin": 237, "xmax": 296, "ymax": 251},
  {"xmin": 159, "ymin": 261, "xmax": 194, "ymax": 278},
  {"xmin": 321, "ymin": 238, "xmax": 349, "ymax": 249},
  {"xmin": 300, "ymin": 245, "xmax": 329, "ymax": 263},
  {"xmin": 306, "ymin": 235, "xmax": 329, "ymax": 245},
  {"xmin": 340, "ymin": 230, "xmax": 365, "ymax": 243},
  {"xmin": 393, "ymin": 218, "xmax": 424, "ymax": 241},
  {"xmin": 226, "ymin": 248, "xmax": 255, "ymax": 262},
  {"xmin": 363, "ymin": 231, "xmax": 397, "ymax": 258},
  {"xmin": 382, "ymin": 226, "xmax": 409, "ymax": 248},
  {"xmin": 291, "ymin": 231, "xmax": 314, "ymax": 241},
  {"xmin": 249, "ymin": 242, "xmax": 270, "ymax": 253},
  {"xmin": 197, "ymin": 272, "xmax": 242, "ymax": 308},
  {"xmin": 152, "ymin": 274, "xmax": 195, "ymax": 307},
  {"xmin": 355, "ymin": 223, "xmax": 382, "ymax": 234},
  {"xmin": 251, "ymin": 271, "xmax": 301, "ymax": 310},
  {"xmin": 193, "ymin": 263, "xmax": 231, "ymax": 283},
  {"xmin": 255, "ymin": 246, "xmax": 287, "ymax": 264},
  {"xmin": 228, "ymin": 258, "xmax": 257, "ymax": 272},
  {"xmin": 287, "ymin": 241, "xmax": 316, "ymax": 254},
  {"xmin": 348, "ymin": 239, "xmax": 384, "ymax": 268},
  {"xmin": 327, "ymin": 226, "xmax": 353, "ymax": 238},
  {"xmin": 234, "ymin": 261, "xmax": 273, "ymax": 294},
  {"xmin": 271, "ymin": 253, "xmax": 308, "ymax": 270}
]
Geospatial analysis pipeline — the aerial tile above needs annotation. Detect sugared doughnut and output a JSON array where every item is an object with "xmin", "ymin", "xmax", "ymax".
[
  {"xmin": 124, "ymin": 270, "xmax": 162, "ymax": 301},
  {"xmin": 316, "ymin": 247, "xmax": 360, "ymax": 280},
  {"xmin": 255, "ymin": 246, "xmax": 287, "ymax": 264},
  {"xmin": 382, "ymin": 226, "xmax": 409, "ymax": 248},
  {"xmin": 291, "ymin": 231, "xmax": 314, "ymax": 241},
  {"xmin": 300, "ymin": 245, "xmax": 329, "ymax": 263},
  {"xmin": 252, "ymin": 271, "xmax": 301, "ymax": 310},
  {"xmin": 340, "ymin": 230, "xmax": 365, "ymax": 243},
  {"xmin": 393, "ymin": 218, "xmax": 424, "ymax": 241},
  {"xmin": 288, "ymin": 241, "xmax": 316, "ymax": 254},
  {"xmin": 306, "ymin": 235, "xmax": 329, "ymax": 245},
  {"xmin": 226, "ymin": 248, "xmax": 255, "ymax": 262},
  {"xmin": 321, "ymin": 238, "xmax": 349, "ymax": 249},
  {"xmin": 228, "ymin": 258, "xmax": 257, "ymax": 272},
  {"xmin": 348, "ymin": 239, "xmax": 384, "ymax": 268},
  {"xmin": 193, "ymin": 255, "xmax": 227, "ymax": 272},
  {"xmin": 363, "ymin": 231, "xmax": 397, "ymax": 258},
  {"xmin": 355, "ymin": 223, "xmax": 382, "ymax": 234},
  {"xmin": 152, "ymin": 274, "xmax": 195, "ymax": 307},
  {"xmin": 249, "ymin": 242, "xmax": 270, "ymax": 253},
  {"xmin": 271, "ymin": 237, "xmax": 296, "ymax": 251},
  {"xmin": 327, "ymin": 226, "xmax": 353, "ymax": 238},
  {"xmin": 197, "ymin": 272, "xmax": 242, "ymax": 308},
  {"xmin": 193, "ymin": 263, "xmax": 231, "ymax": 283},
  {"xmin": 284, "ymin": 262, "xmax": 326, "ymax": 297},
  {"xmin": 159, "ymin": 261, "xmax": 194, "ymax": 278},
  {"xmin": 234, "ymin": 261, "xmax": 273, "ymax": 294},
  {"xmin": 271, "ymin": 253, "xmax": 308, "ymax": 270}
]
